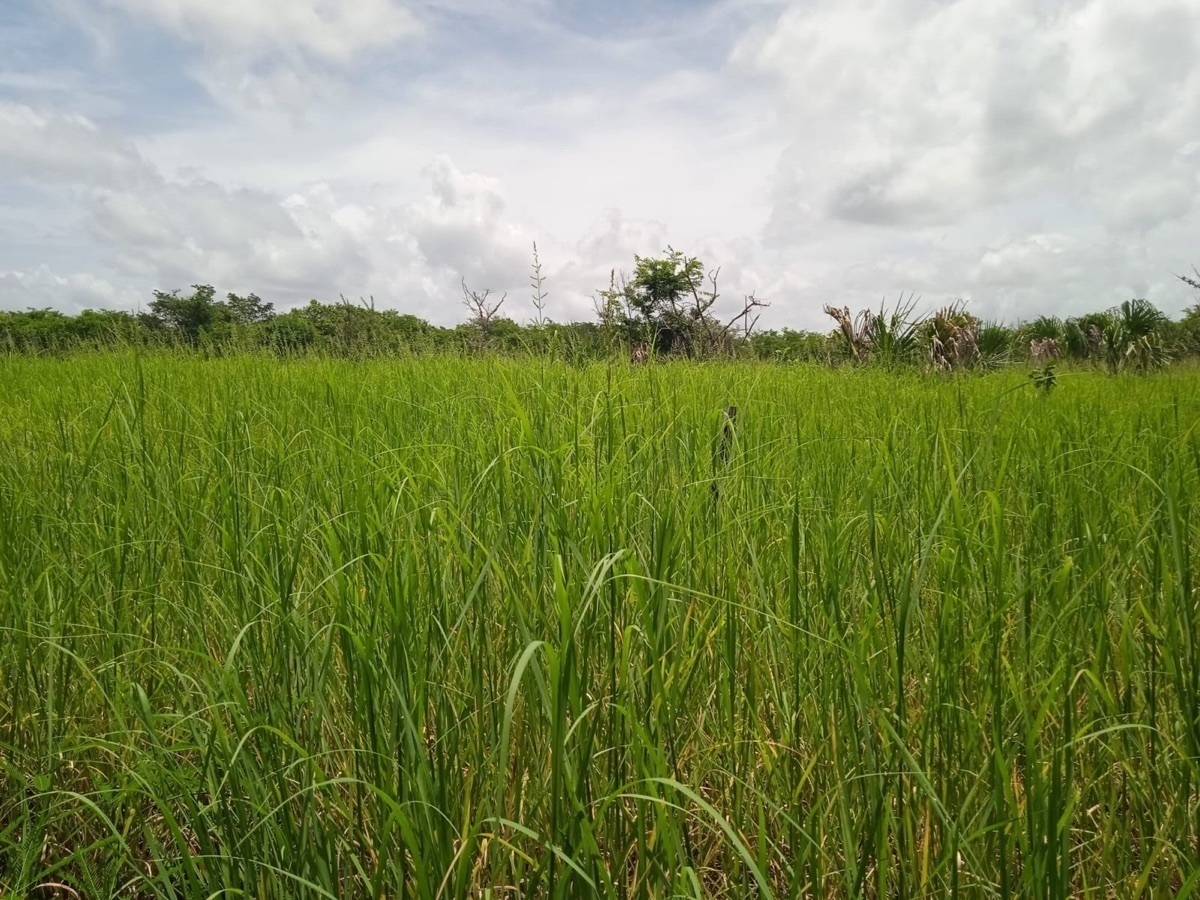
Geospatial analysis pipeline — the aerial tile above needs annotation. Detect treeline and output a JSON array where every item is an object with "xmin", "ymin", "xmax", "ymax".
[
  {"xmin": 4, "ymin": 255, "xmax": 1200, "ymax": 368},
  {"xmin": 0, "ymin": 287, "xmax": 610, "ymax": 358}
]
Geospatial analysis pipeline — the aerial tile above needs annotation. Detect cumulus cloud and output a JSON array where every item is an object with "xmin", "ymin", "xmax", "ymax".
[
  {"xmin": 0, "ymin": 102, "xmax": 566, "ymax": 322},
  {"xmin": 80, "ymin": 0, "xmax": 420, "ymax": 112},
  {"xmin": 0, "ymin": 103, "xmax": 150, "ymax": 186},
  {"xmin": 739, "ymin": 0, "xmax": 1200, "ymax": 232},
  {"xmin": 727, "ymin": 0, "xmax": 1200, "ymax": 323},
  {"xmin": 407, "ymin": 155, "xmax": 533, "ymax": 294},
  {"xmin": 5, "ymin": 0, "xmax": 1200, "ymax": 328},
  {"xmin": 0, "ymin": 268, "xmax": 126, "ymax": 313}
]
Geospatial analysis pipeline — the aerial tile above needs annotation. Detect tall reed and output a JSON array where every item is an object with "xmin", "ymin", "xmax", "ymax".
[{"xmin": 1, "ymin": 353, "xmax": 1197, "ymax": 897}]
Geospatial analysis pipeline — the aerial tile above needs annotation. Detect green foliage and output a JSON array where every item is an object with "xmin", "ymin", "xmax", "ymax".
[
  {"xmin": 1022, "ymin": 315, "xmax": 1064, "ymax": 342},
  {"xmin": 864, "ymin": 297, "xmax": 923, "ymax": 367},
  {"xmin": 1064, "ymin": 311, "xmax": 1112, "ymax": 360},
  {"xmin": 2, "ymin": 356, "xmax": 1199, "ymax": 896},
  {"xmin": 3, "ymin": 272, "xmax": 1199, "ymax": 378},
  {"xmin": 748, "ymin": 327, "xmax": 830, "ymax": 362},
  {"xmin": 977, "ymin": 321, "xmax": 1015, "ymax": 361},
  {"xmin": 594, "ymin": 248, "xmax": 762, "ymax": 357},
  {"xmin": 627, "ymin": 248, "xmax": 705, "ymax": 324},
  {"xmin": 224, "ymin": 291, "xmax": 274, "ymax": 326},
  {"xmin": 1174, "ymin": 302, "xmax": 1200, "ymax": 354},
  {"xmin": 1098, "ymin": 299, "xmax": 1170, "ymax": 374},
  {"xmin": 146, "ymin": 283, "xmax": 224, "ymax": 343},
  {"xmin": 1029, "ymin": 363, "xmax": 1057, "ymax": 394},
  {"xmin": 1175, "ymin": 271, "xmax": 1200, "ymax": 353},
  {"xmin": 823, "ymin": 296, "xmax": 924, "ymax": 367},
  {"xmin": 923, "ymin": 303, "xmax": 981, "ymax": 371},
  {"xmin": 1118, "ymin": 297, "xmax": 1167, "ymax": 339}
]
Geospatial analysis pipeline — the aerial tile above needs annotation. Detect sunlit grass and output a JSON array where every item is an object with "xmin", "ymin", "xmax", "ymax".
[{"xmin": 1, "ymin": 351, "xmax": 1198, "ymax": 897}]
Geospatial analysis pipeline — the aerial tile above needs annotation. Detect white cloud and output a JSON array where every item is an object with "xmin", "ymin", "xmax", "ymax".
[
  {"xmin": 739, "ymin": 0, "xmax": 1200, "ymax": 233},
  {"xmin": 102, "ymin": 0, "xmax": 421, "ymax": 63},
  {"xmin": 0, "ymin": 102, "xmax": 149, "ymax": 186},
  {"xmin": 0, "ymin": 102, "xmax": 575, "ymax": 323},
  {"xmin": 5, "ymin": 0, "xmax": 1200, "ymax": 329},
  {"xmin": 75, "ymin": 0, "xmax": 420, "ymax": 113},
  {"xmin": 0, "ymin": 267, "xmax": 126, "ymax": 313},
  {"xmin": 728, "ymin": 0, "xmax": 1200, "ymax": 323},
  {"xmin": 406, "ymin": 155, "xmax": 532, "ymax": 292}
]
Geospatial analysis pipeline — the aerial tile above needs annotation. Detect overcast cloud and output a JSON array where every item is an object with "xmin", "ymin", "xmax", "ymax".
[{"xmin": 1, "ymin": 0, "xmax": 1198, "ymax": 328}]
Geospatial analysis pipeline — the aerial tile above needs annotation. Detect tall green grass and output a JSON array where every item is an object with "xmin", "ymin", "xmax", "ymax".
[{"xmin": 1, "ymin": 352, "xmax": 1198, "ymax": 897}]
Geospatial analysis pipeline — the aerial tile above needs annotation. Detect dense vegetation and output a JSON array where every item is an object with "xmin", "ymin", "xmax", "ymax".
[
  {"xmin": 4, "ymin": 255, "xmax": 1200, "ymax": 368},
  {"xmin": 2, "ymin": 353, "xmax": 1199, "ymax": 897}
]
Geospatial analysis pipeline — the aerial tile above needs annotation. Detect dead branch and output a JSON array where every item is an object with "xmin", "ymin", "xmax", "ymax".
[
  {"xmin": 462, "ymin": 278, "xmax": 506, "ymax": 338},
  {"xmin": 687, "ymin": 263, "xmax": 721, "ymax": 320},
  {"xmin": 722, "ymin": 292, "xmax": 769, "ymax": 337},
  {"xmin": 1178, "ymin": 267, "xmax": 1200, "ymax": 292}
]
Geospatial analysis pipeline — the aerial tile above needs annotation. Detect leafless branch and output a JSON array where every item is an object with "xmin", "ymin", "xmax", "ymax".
[
  {"xmin": 1178, "ymin": 267, "xmax": 1200, "ymax": 292},
  {"xmin": 462, "ymin": 278, "xmax": 506, "ymax": 339},
  {"xmin": 722, "ymin": 291, "xmax": 769, "ymax": 337},
  {"xmin": 688, "ymin": 265, "xmax": 721, "ymax": 320}
]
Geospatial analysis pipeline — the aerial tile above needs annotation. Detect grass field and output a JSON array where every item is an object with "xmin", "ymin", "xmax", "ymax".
[{"xmin": 1, "ymin": 353, "xmax": 1198, "ymax": 898}]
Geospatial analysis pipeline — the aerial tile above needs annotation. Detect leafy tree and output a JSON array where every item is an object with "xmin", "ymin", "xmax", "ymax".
[
  {"xmin": 596, "ymin": 248, "xmax": 766, "ymax": 357},
  {"xmin": 223, "ymin": 291, "xmax": 273, "ymax": 326},
  {"xmin": 627, "ymin": 249, "xmax": 704, "ymax": 325},
  {"xmin": 146, "ymin": 284, "xmax": 225, "ymax": 344},
  {"xmin": 1173, "ymin": 302, "xmax": 1200, "ymax": 354},
  {"xmin": 0, "ymin": 308, "xmax": 72, "ymax": 351},
  {"xmin": 592, "ymin": 248, "xmax": 705, "ymax": 354},
  {"xmin": 263, "ymin": 311, "xmax": 317, "ymax": 354}
]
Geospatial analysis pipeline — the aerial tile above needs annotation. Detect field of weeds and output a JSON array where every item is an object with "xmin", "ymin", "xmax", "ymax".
[{"xmin": 1, "ymin": 353, "xmax": 1198, "ymax": 897}]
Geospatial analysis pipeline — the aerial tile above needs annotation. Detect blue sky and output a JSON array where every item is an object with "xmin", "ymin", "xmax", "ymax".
[{"xmin": 2, "ymin": 0, "xmax": 1199, "ymax": 328}]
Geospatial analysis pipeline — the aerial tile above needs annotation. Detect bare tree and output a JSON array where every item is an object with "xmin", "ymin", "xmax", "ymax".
[
  {"xmin": 722, "ymin": 292, "xmax": 770, "ymax": 340},
  {"xmin": 680, "ymin": 261, "xmax": 769, "ymax": 355},
  {"xmin": 685, "ymin": 261, "xmax": 720, "ymax": 321},
  {"xmin": 462, "ymin": 279, "xmax": 506, "ymax": 343}
]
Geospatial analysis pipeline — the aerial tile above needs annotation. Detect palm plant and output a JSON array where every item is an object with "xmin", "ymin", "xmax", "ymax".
[
  {"xmin": 1102, "ymin": 299, "xmax": 1169, "ymax": 373},
  {"xmin": 977, "ymin": 321, "xmax": 1015, "ymax": 364},
  {"xmin": 1022, "ymin": 315, "xmax": 1064, "ymax": 343},
  {"xmin": 1117, "ymin": 298, "xmax": 1166, "ymax": 340},
  {"xmin": 1062, "ymin": 320, "xmax": 1088, "ymax": 359},
  {"xmin": 926, "ymin": 302, "xmax": 981, "ymax": 372},
  {"xmin": 823, "ymin": 294, "xmax": 921, "ymax": 367}
]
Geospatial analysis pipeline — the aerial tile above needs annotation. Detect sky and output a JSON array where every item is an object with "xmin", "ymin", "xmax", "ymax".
[{"xmin": 1, "ymin": 0, "xmax": 1199, "ymax": 330}]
